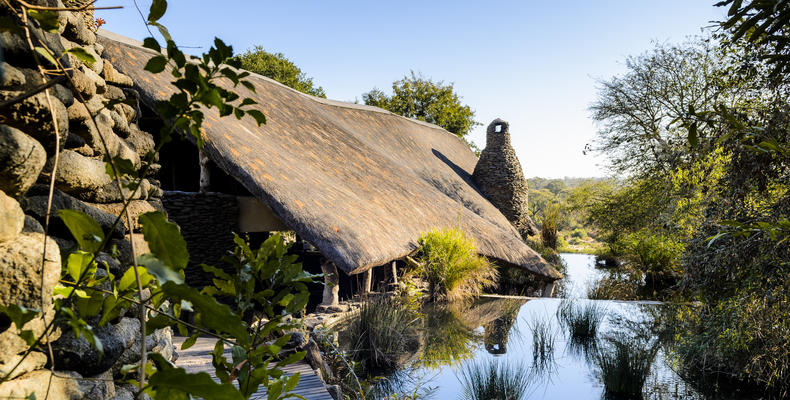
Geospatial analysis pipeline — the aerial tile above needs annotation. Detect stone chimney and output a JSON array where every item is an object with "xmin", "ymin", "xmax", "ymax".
[{"xmin": 472, "ymin": 118, "xmax": 537, "ymax": 237}]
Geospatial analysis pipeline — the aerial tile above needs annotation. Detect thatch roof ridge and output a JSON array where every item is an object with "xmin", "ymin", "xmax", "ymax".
[
  {"xmin": 97, "ymin": 30, "xmax": 452, "ymax": 133},
  {"xmin": 98, "ymin": 31, "xmax": 561, "ymax": 280}
]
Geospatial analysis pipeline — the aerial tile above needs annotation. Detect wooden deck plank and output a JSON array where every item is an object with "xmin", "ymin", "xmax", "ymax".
[{"xmin": 172, "ymin": 336, "xmax": 334, "ymax": 400}]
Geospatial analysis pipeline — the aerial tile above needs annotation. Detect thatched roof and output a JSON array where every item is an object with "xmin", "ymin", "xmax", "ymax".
[{"xmin": 97, "ymin": 32, "xmax": 561, "ymax": 280}]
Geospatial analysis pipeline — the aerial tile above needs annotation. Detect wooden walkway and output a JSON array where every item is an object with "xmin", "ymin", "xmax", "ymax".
[{"xmin": 172, "ymin": 336, "xmax": 334, "ymax": 400}]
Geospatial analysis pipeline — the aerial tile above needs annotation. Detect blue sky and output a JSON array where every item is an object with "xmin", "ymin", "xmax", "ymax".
[{"xmin": 98, "ymin": 1, "xmax": 727, "ymax": 178}]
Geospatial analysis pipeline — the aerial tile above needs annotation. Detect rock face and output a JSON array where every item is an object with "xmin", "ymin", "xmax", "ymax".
[
  {"xmin": 472, "ymin": 119, "xmax": 537, "ymax": 237},
  {"xmin": 0, "ymin": 1, "xmax": 173, "ymax": 395}
]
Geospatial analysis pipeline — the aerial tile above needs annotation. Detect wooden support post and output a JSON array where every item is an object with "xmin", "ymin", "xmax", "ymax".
[
  {"xmin": 199, "ymin": 149, "xmax": 210, "ymax": 193},
  {"xmin": 361, "ymin": 268, "xmax": 373, "ymax": 296},
  {"xmin": 391, "ymin": 261, "xmax": 398, "ymax": 285},
  {"xmin": 321, "ymin": 261, "xmax": 339, "ymax": 306}
]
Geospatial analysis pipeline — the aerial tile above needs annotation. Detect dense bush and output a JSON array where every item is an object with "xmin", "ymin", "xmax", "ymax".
[{"xmin": 415, "ymin": 228, "xmax": 497, "ymax": 302}]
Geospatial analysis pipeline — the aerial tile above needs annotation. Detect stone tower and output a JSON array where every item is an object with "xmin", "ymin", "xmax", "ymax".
[{"xmin": 472, "ymin": 118, "xmax": 537, "ymax": 237}]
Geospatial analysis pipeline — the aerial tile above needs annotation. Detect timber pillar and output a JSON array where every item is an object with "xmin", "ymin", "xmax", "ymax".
[{"xmin": 321, "ymin": 261, "xmax": 339, "ymax": 306}]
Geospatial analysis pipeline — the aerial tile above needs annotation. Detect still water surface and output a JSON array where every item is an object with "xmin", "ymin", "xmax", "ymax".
[{"xmin": 365, "ymin": 253, "xmax": 704, "ymax": 400}]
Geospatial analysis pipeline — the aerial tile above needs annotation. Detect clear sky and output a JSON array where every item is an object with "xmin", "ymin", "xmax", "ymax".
[{"xmin": 97, "ymin": 1, "xmax": 728, "ymax": 178}]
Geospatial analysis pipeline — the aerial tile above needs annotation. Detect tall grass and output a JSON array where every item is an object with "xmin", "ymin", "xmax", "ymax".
[
  {"xmin": 595, "ymin": 334, "xmax": 658, "ymax": 399},
  {"xmin": 528, "ymin": 317, "xmax": 556, "ymax": 375},
  {"xmin": 458, "ymin": 359, "xmax": 533, "ymax": 400},
  {"xmin": 540, "ymin": 202, "xmax": 561, "ymax": 250},
  {"xmin": 416, "ymin": 228, "xmax": 498, "ymax": 302},
  {"xmin": 557, "ymin": 300, "xmax": 605, "ymax": 341},
  {"xmin": 346, "ymin": 297, "xmax": 421, "ymax": 373}
]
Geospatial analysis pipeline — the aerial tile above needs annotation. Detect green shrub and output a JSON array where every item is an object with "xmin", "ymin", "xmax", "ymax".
[
  {"xmin": 346, "ymin": 297, "xmax": 420, "ymax": 373},
  {"xmin": 622, "ymin": 230, "xmax": 684, "ymax": 276},
  {"xmin": 415, "ymin": 228, "xmax": 497, "ymax": 302},
  {"xmin": 570, "ymin": 228, "xmax": 587, "ymax": 239},
  {"xmin": 540, "ymin": 203, "xmax": 561, "ymax": 250},
  {"xmin": 458, "ymin": 359, "xmax": 533, "ymax": 400}
]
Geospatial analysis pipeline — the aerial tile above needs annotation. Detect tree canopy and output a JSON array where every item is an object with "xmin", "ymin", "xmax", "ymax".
[
  {"xmin": 362, "ymin": 71, "xmax": 479, "ymax": 138},
  {"xmin": 235, "ymin": 46, "xmax": 326, "ymax": 98}
]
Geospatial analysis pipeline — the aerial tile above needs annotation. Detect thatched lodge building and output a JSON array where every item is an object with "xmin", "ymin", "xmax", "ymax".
[{"xmin": 97, "ymin": 31, "xmax": 561, "ymax": 303}]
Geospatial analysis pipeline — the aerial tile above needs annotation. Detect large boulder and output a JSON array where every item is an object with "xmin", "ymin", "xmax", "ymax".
[
  {"xmin": 86, "ymin": 200, "xmax": 165, "ymax": 231},
  {"xmin": 0, "ymin": 232, "xmax": 60, "ymax": 310},
  {"xmin": 0, "ymin": 351, "xmax": 47, "ymax": 380},
  {"xmin": 0, "ymin": 125, "xmax": 47, "ymax": 198},
  {"xmin": 76, "ymin": 178, "xmax": 149, "ymax": 204},
  {"xmin": 0, "ymin": 369, "xmax": 113, "ymax": 400},
  {"xmin": 25, "ymin": 185, "xmax": 127, "ymax": 239},
  {"xmin": 0, "ymin": 231, "xmax": 61, "ymax": 361},
  {"xmin": 0, "ymin": 191, "xmax": 24, "ymax": 243},
  {"xmin": 0, "ymin": 91, "xmax": 68, "ymax": 153},
  {"xmin": 47, "ymin": 149, "xmax": 112, "ymax": 194},
  {"xmin": 52, "ymin": 317, "xmax": 139, "ymax": 376}
]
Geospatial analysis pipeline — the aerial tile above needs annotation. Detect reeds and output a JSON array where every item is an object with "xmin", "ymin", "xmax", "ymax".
[
  {"xmin": 458, "ymin": 359, "xmax": 533, "ymax": 400},
  {"xmin": 595, "ymin": 334, "xmax": 658, "ymax": 399},
  {"xmin": 528, "ymin": 317, "xmax": 556, "ymax": 375},
  {"xmin": 346, "ymin": 297, "xmax": 421, "ymax": 373}
]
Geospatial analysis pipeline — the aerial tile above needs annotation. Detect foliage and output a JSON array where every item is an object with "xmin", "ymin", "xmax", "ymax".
[
  {"xmin": 457, "ymin": 359, "xmax": 532, "ymax": 400},
  {"xmin": 540, "ymin": 202, "xmax": 561, "ymax": 250},
  {"xmin": 0, "ymin": 1, "xmax": 311, "ymax": 398},
  {"xmin": 414, "ymin": 228, "xmax": 497, "ymax": 302},
  {"xmin": 345, "ymin": 297, "xmax": 421, "ymax": 373},
  {"xmin": 589, "ymin": 37, "xmax": 758, "ymax": 178},
  {"xmin": 586, "ymin": 269, "xmax": 642, "ymax": 301},
  {"xmin": 362, "ymin": 71, "xmax": 479, "ymax": 138},
  {"xmin": 418, "ymin": 303, "xmax": 477, "ymax": 368},
  {"xmin": 235, "ymin": 46, "xmax": 326, "ymax": 98}
]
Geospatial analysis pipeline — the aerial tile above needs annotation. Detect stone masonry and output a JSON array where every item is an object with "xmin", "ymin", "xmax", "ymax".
[
  {"xmin": 472, "ymin": 118, "xmax": 537, "ymax": 237},
  {"xmin": 0, "ymin": 2, "xmax": 174, "ymax": 398}
]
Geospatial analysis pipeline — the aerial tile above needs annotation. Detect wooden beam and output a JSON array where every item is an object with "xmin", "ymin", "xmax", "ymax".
[
  {"xmin": 391, "ymin": 261, "xmax": 398, "ymax": 285},
  {"xmin": 361, "ymin": 268, "xmax": 373, "ymax": 296}
]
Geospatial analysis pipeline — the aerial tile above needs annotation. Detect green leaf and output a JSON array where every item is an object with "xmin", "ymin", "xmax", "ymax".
[
  {"xmin": 136, "ymin": 253, "xmax": 184, "ymax": 285},
  {"xmin": 687, "ymin": 123, "xmax": 699, "ymax": 148},
  {"xmin": 0, "ymin": 16, "xmax": 23, "ymax": 33},
  {"xmin": 53, "ymin": 285, "xmax": 90, "ymax": 299},
  {"xmin": 66, "ymin": 251, "xmax": 96, "ymax": 283},
  {"xmin": 147, "ymin": 0, "xmax": 168, "ymax": 23},
  {"xmin": 181, "ymin": 333, "xmax": 199, "ymax": 350},
  {"xmin": 143, "ymin": 37, "xmax": 161, "ymax": 53},
  {"xmin": 104, "ymin": 155, "xmax": 137, "ymax": 180},
  {"xmin": 57, "ymin": 209, "xmax": 104, "ymax": 253},
  {"xmin": 161, "ymin": 282, "xmax": 249, "ymax": 346},
  {"xmin": 34, "ymin": 46, "xmax": 58, "ymax": 67},
  {"xmin": 138, "ymin": 212, "xmax": 189, "ymax": 270},
  {"xmin": 27, "ymin": 9, "xmax": 59, "ymax": 33},
  {"xmin": 148, "ymin": 364, "xmax": 244, "ymax": 400},
  {"xmin": 118, "ymin": 266, "xmax": 155, "ymax": 292},
  {"xmin": 0, "ymin": 304, "xmax": 39, "ymax": 330},
  {"xmin": 149, "ymin": 21, "xmax": 173, "ymax": 43},
  {"xmin": 144, "ymin": 55, "xmax": 168, "ymax": 73},
  {"xmin": 246, "ymin": 109, "xmax": 266, "ymax": 126},
  {"xmin": 65, "ymin": 47, "xmax": 96, "ymax": 68}
]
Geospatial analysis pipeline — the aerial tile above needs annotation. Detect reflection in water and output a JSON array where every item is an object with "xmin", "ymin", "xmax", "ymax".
[
  {"xmin": 458, "ymin": 359, "xmax": 533, "ymax": 400},
  {"xmin": 339, "ymin": 255, "xmax": 721, "ymax": 399},
  {"xmin": 484, "ymin": 299, "xmax": 523, "ymax": 355}
]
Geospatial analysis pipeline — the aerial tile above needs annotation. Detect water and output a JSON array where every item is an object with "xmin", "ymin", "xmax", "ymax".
[{"xmin": 351, "ymin": 254, "xmax": 707, "ymax": 400}]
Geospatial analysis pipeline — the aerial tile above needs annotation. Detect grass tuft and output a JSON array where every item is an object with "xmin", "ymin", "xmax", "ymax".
[
  {"xmin": 346, "ymin": 297, "xmax": 421, "ymax": 373},
  {"xmin": 458, "ymin": 359, "xmax": 533, "ymax": 400},
  {"xmin": 416, "ymin": 228, "xmax": 498, "ymax": 302}
]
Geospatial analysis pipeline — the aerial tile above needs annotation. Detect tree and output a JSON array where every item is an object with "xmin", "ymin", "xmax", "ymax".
[
  {"xmin": 589, "ymin": 38, "xmax": 758, "ymax": 178},
  {"xmin": 363, "ymin": 71, "xmax": 479, "ymax": 138},
  {"xmin": 236, "ymin": 46, "xmax": 326, "ymax": 98}
]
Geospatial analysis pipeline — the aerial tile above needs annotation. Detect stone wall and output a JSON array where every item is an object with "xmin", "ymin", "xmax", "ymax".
[
  {"xmin": 0, "ymin": 2, "xmax": 174, "ymax": 398},
  {"xmin": 161, "ymin": 191, "xmax": 239, "ymax": 287},
  {"xmin": 472, "ymin": 118, "xmax": 537, "ymax": 237}
]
